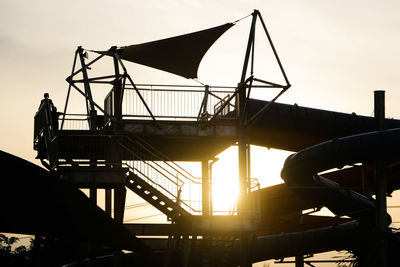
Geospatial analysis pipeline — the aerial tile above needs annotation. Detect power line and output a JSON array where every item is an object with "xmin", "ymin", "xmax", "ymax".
[
  {"xmin": 125, "ymin": 202, "xmax": 150, "ymax": 209},
  {"xmin": 110, "ymin": 202, "xmax": 150, "ymax": 211},
  {"xmin": 124, "ymin": 213, "xmax": 164, "ymax": 222}
]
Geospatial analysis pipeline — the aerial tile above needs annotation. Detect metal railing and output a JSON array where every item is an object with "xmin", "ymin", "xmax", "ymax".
[
  {"xmin": 114, "ymin": 84, "xmax": 236, "ymax": 121},
  {"xmin": 116, "ymin": 135, "xmax": 202, "ymax": 214},
  {"xmin": 58, "ymin": 114, "xmax": 90, "ymax": 130},
  {"xmin": 49, "ymin": 83, "xmax": 244, "ymax": 215}
]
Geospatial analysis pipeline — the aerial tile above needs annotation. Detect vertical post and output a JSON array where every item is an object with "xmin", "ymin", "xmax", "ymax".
[
  {"xmin": 237, "ymin": 10, "xmax": 256, "ymax": 218},
  {"xmin": 107, "ymin": 51, "xmax": 125, "ymax": 226},
  {"xmin": 77, "ymin": 47, "xmax": 95, "ymax": 117},
  {"xmin": 105, "ymin": 188, "xmax": 112, "ymax": 216},
  {"xmin": 114, "ymin": 186, "xmax": 126, "ymax": 223},
  {"xmin": 89, "ymin": 188, "xmax": 97, "ymax": 204},
  {"xmin": 202, "ymin": 85, "xmax": 209, "ymax": 115},
  {"xmin": 294, "ymin": 210, "xmax": 304, "ymax": 267},
  {"xmin": 202, "ymin": 159, "xmax": 210, "ymax": 216},
  {"xmin": 374, "ymin": 90, "xmax": 387, "ymax": 267},
  {"xmin": 295, "ymin": 255, "xmax": 304, "ymax": 267},
  {"xmin": 113, "ymin": 49, "xmax": 123, "ymax": 122},
  {"xmin": 210, "ymin": 158, "xmax": 219, "ymax": 215},
  {"xmin": 88, "ymin": 187, "xmax": 97, "ymax": 266},
  {"xmin": 237, "ymin": 115, "xmax": 248, "ymax": 215},
  {"xmin": 237, "ymin": 11, "xmax": 257, "ymax": 267}
]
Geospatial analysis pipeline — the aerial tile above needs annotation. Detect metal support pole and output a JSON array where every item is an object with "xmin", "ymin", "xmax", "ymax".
[
  {"xmin": 89, "ymin": 188, "xmax": 97, "ymax": 204},
  {"xmin": 114, "ymin": 186, "xmax": 126, "ymax": 223},
  {"xmin": 295, "ymin": 255, "xmax": 304, "ymax": 267},
  {"xmin": 374, "ymin": 90, "xmax": 387, "ymax": 267},
  {"xmin": 77, "ymin": 47, "xmax": 95, "ymax": 117},
  {"xmin": 105, "ymin": 188, "xmax": 112, "ymax": 216},
  {"xmin": 88, "ymin": 187, "xmax": 97, "ymax": 266},
  {"xmin": 113, "ymin": 51, "xmax": 123, "ymax": 121},
  {"xmin": 237, "ymin": 11, "xmax": 257, "ymax": 267},
  {"xmin": 210, "ymin": 158, "xmax": 219, "ymax": 215},
  {"xmin": 202, "ymin": 159, "xmax": 210, "ymax": 216}
]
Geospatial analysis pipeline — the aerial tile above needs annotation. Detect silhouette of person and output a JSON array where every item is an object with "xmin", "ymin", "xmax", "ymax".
[{"xmin": 40, "ymin": 93, "xmax": 53, "ymax": 110}]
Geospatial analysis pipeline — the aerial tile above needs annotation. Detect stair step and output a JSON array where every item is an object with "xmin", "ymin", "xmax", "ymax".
[{"xmin": 126, "ymin": 172, "xmax": 191, "ymax": 221}]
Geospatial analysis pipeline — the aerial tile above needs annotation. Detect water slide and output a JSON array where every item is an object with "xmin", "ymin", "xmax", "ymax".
[
  {"xmin": 246, "ymin": 99, "xmax": 400, "ymax": 263},
  {"xmin": 280, "ymin": 129, "xmax": 400, "ymax": 223},
  {"xmin": 12, "ymin": 95, "xmax": 400, "ymax": 265},
  {"xmin": 246, "ymin": 98, "xmax": 400, "ymax": 151}
]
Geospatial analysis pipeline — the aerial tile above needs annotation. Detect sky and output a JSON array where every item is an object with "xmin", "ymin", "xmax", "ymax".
[
  {"xmin": 2, "ymin": 0, "xmax": 400, "ymax": 161},
  {"xmin": 1, "ymin": 0, "xmax": 400, "ymax": 265}
]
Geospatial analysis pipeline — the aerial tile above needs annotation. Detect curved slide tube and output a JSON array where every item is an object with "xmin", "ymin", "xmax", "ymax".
[
  {"xmin": 246, "ymin": 129, "xmax": 400, "ymax": 263},
  {"xmin": 250, "ymin": 221, "xmax": 369, "ymax": 263},
  {"xmin": 281, "ymin": 128, "xmax": 400, "ymax": 223}
]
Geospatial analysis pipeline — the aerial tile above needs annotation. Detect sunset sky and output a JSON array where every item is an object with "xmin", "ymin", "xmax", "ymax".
[
  {"xmin": 2, "ymin": 0, "xmax": 400, "ymax": 161},
  {"xmin": 1, "ymin": 0, "xmax": 400, "ymax": 265}
]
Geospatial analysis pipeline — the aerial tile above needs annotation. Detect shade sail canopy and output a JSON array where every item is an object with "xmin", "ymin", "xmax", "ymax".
[{"xmin": 114, "ymin": 23, "xmax": 234, "ymax": 78}]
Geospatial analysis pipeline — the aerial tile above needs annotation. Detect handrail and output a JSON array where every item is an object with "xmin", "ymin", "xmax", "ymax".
[
  {"xmin": 56, "ymin": 160, "xmax": 181, "ymax": 202},
  {"xmin": 116, "ymin": 139, "xmax": 185, "ymax": 187},
  {"xmin": 50, "ymin": 131, "xmax": 240, "ymax": 214},
  {"xmin": 127, "ymin": 135, "xmax": 201, "ymax": 183},
  {"xmin": 121, "ymin": 85, "xmax": 236, "ymax": 121},
  {"xmin": 123, "ymin": 160, "xmax": 200, "ymax": 214},
  {"xmin": 125, "ymin": 163, "xmax": 198, "ymax": 214},
  {"xmin": 115, "ymin": 135, "xmax": 202, "ymax": 213},
  {"xmin": 125, "ymin": 163, "xmax": 179, "ymax": 201},
  {"xmin": 132, "ymin": 83, "xmax": 237, "ymax": 90}
]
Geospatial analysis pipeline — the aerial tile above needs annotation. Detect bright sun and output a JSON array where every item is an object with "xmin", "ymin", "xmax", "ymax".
[{"xmin": 210, "ymin": 145, "xmax": 292, "ymax": 215}]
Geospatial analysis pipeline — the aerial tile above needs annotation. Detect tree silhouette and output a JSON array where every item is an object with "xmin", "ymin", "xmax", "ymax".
[{"xmin": 0, "ymin": 233, "xmax": 32, "ymax": 266}]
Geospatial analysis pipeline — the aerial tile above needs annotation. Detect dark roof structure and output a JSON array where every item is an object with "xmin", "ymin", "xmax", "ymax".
[{"xmin": 0, "ymin": 150, "xmax": 150, "ymax": 254}]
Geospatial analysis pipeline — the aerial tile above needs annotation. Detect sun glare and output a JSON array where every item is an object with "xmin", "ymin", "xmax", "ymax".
[
  {"xmin": 211, "ymin": 146, "xmax": 239, "ymax": 214},
  {"xmin": 87, "ymin": 145, "xmax": 292, "ymax": 219},
  {"xmin": 210, "ymin": 145, "xmax": 292, "ymax": 214},
  {"xmin": 212, "ymin": 176, "xmax": 239, "ymax": 215}
]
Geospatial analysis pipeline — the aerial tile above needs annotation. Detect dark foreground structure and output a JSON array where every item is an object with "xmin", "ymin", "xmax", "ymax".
[{"xmin": 3, "ymin": 9, "xmax": 400, "ymax": 267}]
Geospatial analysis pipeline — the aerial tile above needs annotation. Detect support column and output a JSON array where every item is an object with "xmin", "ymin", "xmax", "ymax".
[
  {"xmin": 374, "ymin": 90, "xmax": 387, "ymax": 267},
  {"xmin": 295, "ymin": 211, "xmax": 304, "ymax": 267},
  {"xmin": 89, "ymin": 188, "xmax": 97, "ymax": 204},
  {"xmin": 202, "ymin": 159, "xmax": 210, "ymax": 216},
  {"xmin": 89, "ymin": 188, "xmax": 97, "ymax": 266},
  {"xmin": 237, "ymin": 10, "xmax": 257, "ymax": 267},
  {"xmin": 295, "ymin": 255, "xmax": 304, "ymax": 267},
  {"xmin": 238, "ymin": 85, "xmax": 251, "ymax": 267},
  {"xmin": 201, "ymin": 159, "xmax": 212, "ymax": 266},
  {"xmin": 114, "ymin": 186, "xmax": 126, "ymax": 223},
  {"xmin": 105, "ymin": 188, "xmax": 112, "ymax": 216},
  {"xmin": 113, "ymin": 49, "xmax": 123, "ymax": 121}
]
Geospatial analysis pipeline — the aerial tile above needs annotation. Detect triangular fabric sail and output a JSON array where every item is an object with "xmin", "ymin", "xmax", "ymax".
[{"xmin": 115, "ymin": 23, "xmax": 234, "ymax": 79}]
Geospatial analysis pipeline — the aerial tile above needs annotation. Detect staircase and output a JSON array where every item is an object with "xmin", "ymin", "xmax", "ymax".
[
  {"xmin": 116, "ymin": 135, "xmax": 201, "ymax": 221},
  {"xmin": 34, "ymin": 91, "xmax": 201, "ymax": 225},
  {"xmin": 126, "ymin": 171, "xmax": 191, "ymax": 222}
]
